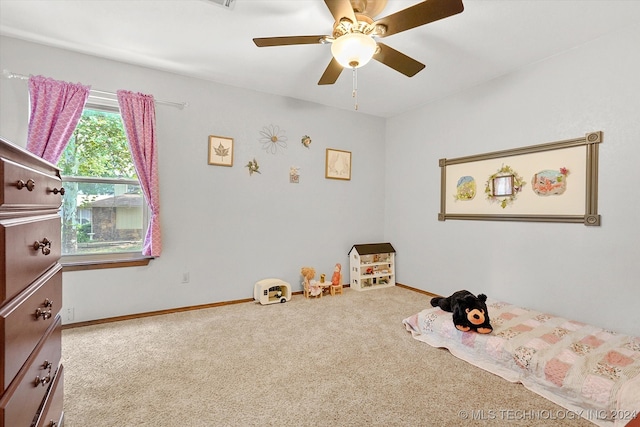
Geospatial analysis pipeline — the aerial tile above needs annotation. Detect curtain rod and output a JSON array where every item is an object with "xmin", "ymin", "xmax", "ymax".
[{"xmin": 2, "ymin": 69, "xmax": 188, "ymax": 109}]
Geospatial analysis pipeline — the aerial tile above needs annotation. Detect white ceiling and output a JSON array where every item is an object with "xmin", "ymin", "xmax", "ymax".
[{"xmin": 1, "ymin": 0, "xmax": 639, "ymax": 118}]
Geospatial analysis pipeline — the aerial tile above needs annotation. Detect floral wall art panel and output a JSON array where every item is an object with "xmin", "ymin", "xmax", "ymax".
[{"xmin": 439, "ymin": 132, "xmax": 601, "ymax": 226}]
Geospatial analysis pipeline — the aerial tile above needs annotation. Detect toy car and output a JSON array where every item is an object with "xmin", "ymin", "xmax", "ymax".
[{"xmin": 253, "ymin": 278, "xmax": 292, "ymax": 305}]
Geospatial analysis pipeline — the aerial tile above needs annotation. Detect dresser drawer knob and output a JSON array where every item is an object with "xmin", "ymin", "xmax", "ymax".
[
  {"xmin": 35, "ymin": 307, "xmax": 53, "ymax": 320},
  {"xmin": 34, "ymin": 373, "xmax": 51, "ymax": 387},
  {"xmin": 16, "ymin": 178, "xmax": 35, "ymax": 191},
  {"xmin": 35, "ymin": 299, "xmax": 54, "ymax": 320},
  {"xmin": 33, "ymin": 238, "xmax": 52, "ymax": 255},
  {"xmin": 35, "ymin": 358, "xmax": 53, "ymax": 386},
  {"xmin": 52, "ymin": 187, "xmax": 65, "ymax": 195}
]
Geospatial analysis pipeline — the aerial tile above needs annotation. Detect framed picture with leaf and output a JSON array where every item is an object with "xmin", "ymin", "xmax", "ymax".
[{"xmin": 208, "ymin": 135, "xmax": 234, "ymax": 167}]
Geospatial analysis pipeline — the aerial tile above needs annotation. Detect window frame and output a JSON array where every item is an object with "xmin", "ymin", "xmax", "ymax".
[{"xmin": 59, "ymin": 103, "xmax": 153, "ymax": 271}]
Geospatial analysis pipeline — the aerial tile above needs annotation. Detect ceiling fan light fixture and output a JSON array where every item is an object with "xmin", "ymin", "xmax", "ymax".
[{"xmin": 330, "ymin": 32, "xmax": 376, "ymax": 69}]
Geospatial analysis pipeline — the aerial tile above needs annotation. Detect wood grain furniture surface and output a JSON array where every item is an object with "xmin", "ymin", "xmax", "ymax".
[{"xmin": 0, "ymin": 137, "xmax": 64, "ymax": 427}]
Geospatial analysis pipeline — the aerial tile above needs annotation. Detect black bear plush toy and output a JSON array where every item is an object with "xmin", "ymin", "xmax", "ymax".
[{"xmin": 430, "ymin": 290, "xmax": 493, "ymax": 334}]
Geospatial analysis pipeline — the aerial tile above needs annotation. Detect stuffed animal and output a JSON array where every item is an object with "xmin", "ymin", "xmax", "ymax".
[
  {"xmin": 301, "ymin": 266, "xmax": 321, "ymax": 298},
  {"xmin": 430, "ymin": 290, "xmax": 493, "ymax": 334}
]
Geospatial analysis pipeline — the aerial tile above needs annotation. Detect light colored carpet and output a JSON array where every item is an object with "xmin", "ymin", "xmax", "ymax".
[{"xmin": 61, "ymin": 286, "xmax": 593, "ymax": 426}]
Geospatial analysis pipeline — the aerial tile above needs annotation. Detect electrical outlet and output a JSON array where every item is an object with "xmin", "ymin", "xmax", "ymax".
[
  {"xmin": 66, "ymin": 307, "xmax": 74, "ymax": 321},
  {"xmin": 181, "ymin": 272, "xmax": 190, "ymax": 283}
]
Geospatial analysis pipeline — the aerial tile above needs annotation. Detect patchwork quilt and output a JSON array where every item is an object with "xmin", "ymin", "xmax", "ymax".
[{"xmin": 403, "ymin": 300, "xmax": 640, "ymax": 427}]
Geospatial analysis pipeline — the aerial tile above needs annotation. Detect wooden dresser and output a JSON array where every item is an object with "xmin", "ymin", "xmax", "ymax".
[{"xmin": 0, "ymin": 138, "xmax": 64, "ymax": 427}]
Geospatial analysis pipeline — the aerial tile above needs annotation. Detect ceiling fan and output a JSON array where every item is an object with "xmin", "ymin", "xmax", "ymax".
[{"xmin": 253, "ymin": 0, "xmax": 464, "ymax": 85}]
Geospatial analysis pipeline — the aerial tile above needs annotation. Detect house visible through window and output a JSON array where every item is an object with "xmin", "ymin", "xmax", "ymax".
[{"xmin": 57, "ymin": 105, "xmax": 149, "ymax": 259}]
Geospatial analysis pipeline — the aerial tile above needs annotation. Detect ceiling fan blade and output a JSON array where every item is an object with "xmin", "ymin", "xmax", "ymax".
[
  {"xmin": 373, "ymin": 42, "xmax": 425, "ymax": 77},
  {"xmin": 324, "ymin": 0, "xmax": 357, "ymax": 25},
  {"xmin": 373, "ymin": 0, "xmax": 464, "ymax": 38},
  {"xmin": 253, "ymin": 36, "xmax": 327, "ymax": 47},
  {"xmin": 318, "ymin": 58, "xmax": 343, "ymax": 85}
]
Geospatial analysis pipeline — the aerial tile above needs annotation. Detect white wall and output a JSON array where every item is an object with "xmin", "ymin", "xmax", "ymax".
[
  {"xmin": 3, "ymin": 22, "xmax": 640, "ymax": 336},
  {"xmin": 0, "ymin": 36, "xmax": 386, "ymax": 324},
  {"xmin": 385, "ymin": 23, "xmax": 640, "ymax": 336}
]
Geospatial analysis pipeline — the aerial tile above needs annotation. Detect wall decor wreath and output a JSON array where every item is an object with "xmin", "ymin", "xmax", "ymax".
[
  {"xmin": 484, "ymin": 165, "xmax": 525, "ymax": 208},
  {"xmin": 246, "ymin": 158, "xmax": 261, "ymax": 175}
]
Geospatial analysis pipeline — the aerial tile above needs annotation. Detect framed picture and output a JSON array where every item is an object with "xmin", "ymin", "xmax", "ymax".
[
  {"xmin": 439, "ymin": 131, "xmax": 602, "ymax": 226},
  {"xmin": 325, "ymin": 148, "xmax": 351, "ymax": 180},
  {"xmin": 208, "ymin": 135, "xmax": 234, "ymax": 166}
]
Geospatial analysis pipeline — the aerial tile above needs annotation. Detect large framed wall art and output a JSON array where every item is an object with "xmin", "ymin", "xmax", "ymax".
[{"xmin": 439, "ymin": 131, "xmax": 602, "ymax": 226}]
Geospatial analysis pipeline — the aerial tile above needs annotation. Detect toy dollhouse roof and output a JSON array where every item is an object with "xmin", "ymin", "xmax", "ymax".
[{"xmin": 349, "ymin": 243, "xmax": 395, "ymax": 256}]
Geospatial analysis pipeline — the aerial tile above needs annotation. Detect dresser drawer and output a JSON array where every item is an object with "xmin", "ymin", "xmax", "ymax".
[
  {"xmin": 0, "ymin": 158, "xmax": 63, "ymax": 211},
  {"xmin": 0, "ymin": 264, "xmax": 62, "ymax": 390},
  {"xmin": 34, "ymin": 364, "xmax": 64, "ymax": 427},
  {"xmin": 0, "ymin": 214, "xmax": 61, "ymax": 306},
  {"xmin": 0, "ymin": 315, "xmax": 61, "ymax": 427}
]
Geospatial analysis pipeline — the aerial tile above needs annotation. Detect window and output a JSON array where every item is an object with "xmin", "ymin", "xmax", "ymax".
[{"xmin": 57, "ymin": 105, "xmax": 150, "ymax": 268}]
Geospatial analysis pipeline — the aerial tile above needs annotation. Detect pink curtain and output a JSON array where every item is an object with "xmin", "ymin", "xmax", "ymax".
[
  {"xmin": 117, "ymin": 90, "xmax": 162, "ymax": 257},
  {"xmin": 26, "ymin": 75, "xmax": 90, "ymax": 164}
]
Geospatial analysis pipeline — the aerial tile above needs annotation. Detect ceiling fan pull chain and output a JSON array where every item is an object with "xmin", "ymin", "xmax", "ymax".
[{"xmin": 352, "ymin": 67, "xmax": 358, "ymax": 111}]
